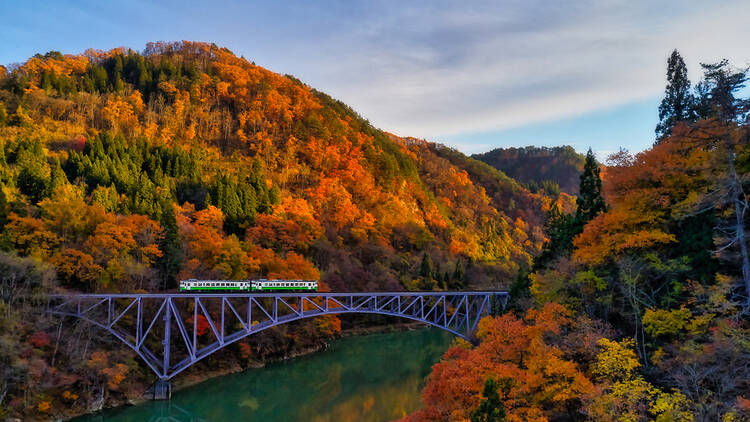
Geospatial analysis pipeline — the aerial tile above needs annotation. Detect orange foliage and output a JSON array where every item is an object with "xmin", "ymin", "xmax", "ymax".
[{"xmin": 402, "ymin": 303, "xmax": 594, "ymax": 422}]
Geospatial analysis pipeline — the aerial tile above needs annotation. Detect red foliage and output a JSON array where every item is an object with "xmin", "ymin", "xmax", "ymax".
[
  {"xmin": 187, "ymin": 314, "xmax": 211, "ymax": 337},
  {"xmin": 29, "ymin": 331, "xmax": 52, "ymax": 349}
]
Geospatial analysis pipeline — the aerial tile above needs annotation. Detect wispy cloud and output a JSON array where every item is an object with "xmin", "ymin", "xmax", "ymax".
[{"xmin": 290, "ymin": 0, "xmax": 750, "ymax": 139}]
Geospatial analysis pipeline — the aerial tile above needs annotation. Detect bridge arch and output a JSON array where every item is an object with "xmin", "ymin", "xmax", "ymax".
[{"xmin": 48, "ymin": 292, "xmax": 507, "ymax": 381}]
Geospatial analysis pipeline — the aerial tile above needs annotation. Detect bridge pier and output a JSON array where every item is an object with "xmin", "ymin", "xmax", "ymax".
[{"xmin": 146, "ymin": 380, "xmax": 172, "ymax": 400}]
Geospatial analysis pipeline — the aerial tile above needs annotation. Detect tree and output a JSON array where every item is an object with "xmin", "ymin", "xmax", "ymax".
[
  {"xmin": 655, "ymin": 50, "xmax": 695, "ymax": 141},
  {"xmin": 535, "ymin": 148, "xmax": 606, "ymax": 269},
  {"xmin": 420, "ymin": 252, "xmax": 433, "ymax": 279},
  {"xmin": 17, "ymin": 161, "xmax": 50, "ymax": 204},
  {"xmin": 688, "ymin": 61, "xmax": 750, "ymax": 304},
  {"xmin": 157, "ymin": 201, "xmax": 182, "ymax": 290},
  {"xmin": 453, "ymin": 260, "xmax": 464, "ymax": 287},
  {"xmin": 0, "ymin": 103, "xmax": 7, "ymax": 127},
  {"xmin": 535, "ymin": 205, "xmax": 577, "ymax": 268},
  {"xmin": 575, "ymin": 148, "xmax": 606, "ymax": 226},
  {"xmin": 48, "ymin": 158, "xmax": 68, "ymax": 193},
  {"xmin": 471, "ymin": 378, "xmax": 506, "ymax": 422}
]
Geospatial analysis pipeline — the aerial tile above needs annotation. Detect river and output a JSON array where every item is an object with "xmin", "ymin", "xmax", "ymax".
[{"xmin": 71, "ymin": 328, "xmax": 454, "ymax": 422}]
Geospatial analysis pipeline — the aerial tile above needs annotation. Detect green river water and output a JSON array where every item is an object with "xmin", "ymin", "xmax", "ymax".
[{"xmin": 71, "ymin": 328, "xmax": 453, "ymax": 422}]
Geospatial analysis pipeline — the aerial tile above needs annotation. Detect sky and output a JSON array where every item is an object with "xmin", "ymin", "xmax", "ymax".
[{"xmin": 1, "ymin": 0, "xmax": 749, "ymax": 159}]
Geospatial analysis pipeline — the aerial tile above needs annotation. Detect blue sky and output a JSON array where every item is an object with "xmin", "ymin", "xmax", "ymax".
[{"xmin": 2, "ymin": 1, "xmax": 749, "ymax": 159}]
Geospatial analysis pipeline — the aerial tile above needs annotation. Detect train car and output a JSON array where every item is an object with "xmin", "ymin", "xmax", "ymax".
[
  {"xmin": 179, "ymin": 279, "xmax": 250, "ymax": 292},
  {"xmin": 251, "ymin": 279, "xmax": 317, "ymax": 292},
  {"xmin": 179, "ymin": 279, "xmax": 317, "ymax": 292}
]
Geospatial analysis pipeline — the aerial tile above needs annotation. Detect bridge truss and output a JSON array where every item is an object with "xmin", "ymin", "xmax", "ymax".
[{"xmin": 47, "ymin": 291, "xmax": 507, "ymax": 380}]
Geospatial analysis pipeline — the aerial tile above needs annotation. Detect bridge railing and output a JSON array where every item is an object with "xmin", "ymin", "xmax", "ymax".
[{"xmin": 47, "ymin": 291, "xmax": 508, "ymax": 381}]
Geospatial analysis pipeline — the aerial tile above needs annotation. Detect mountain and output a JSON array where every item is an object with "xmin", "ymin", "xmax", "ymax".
[
  {"xmin": 0, "ymin": 41, "xmax": 551, "ymax": 418},
  {"xmin": 472, "ymin": 145, "xmax": 585, "ymax": 195}
]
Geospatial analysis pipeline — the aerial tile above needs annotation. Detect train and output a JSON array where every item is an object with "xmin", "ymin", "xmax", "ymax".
[{"xmin": 179, "ymin": 279, "xmax": 318, "ymax": 292}]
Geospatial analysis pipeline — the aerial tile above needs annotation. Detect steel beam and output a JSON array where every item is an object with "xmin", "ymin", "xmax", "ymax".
[{"xmin": 47, "ymin": 291, "xmax": 507, "ymax": 380}]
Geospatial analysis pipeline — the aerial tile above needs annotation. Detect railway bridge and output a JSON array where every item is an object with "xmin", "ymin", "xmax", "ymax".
[{"xmin": 47, "ymin": 291, "xmax": 507, "ymax": 395}]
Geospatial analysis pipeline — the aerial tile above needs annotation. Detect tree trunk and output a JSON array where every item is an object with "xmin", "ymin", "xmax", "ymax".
[{"xmin": 727, "ymin": 150, "xmax": 750, "ymax": 305}]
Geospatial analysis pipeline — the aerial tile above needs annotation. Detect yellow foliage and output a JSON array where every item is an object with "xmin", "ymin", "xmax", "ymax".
[
  {"xmin": 592, "ymin": 338, "xmax": 640, "ymax": 382},
  {"xmin": 642, "ymin": 307, "xmax": 692, "ymax": 337}
]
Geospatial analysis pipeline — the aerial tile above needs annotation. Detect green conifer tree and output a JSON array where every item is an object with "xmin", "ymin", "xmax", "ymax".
[
  {"xmin": 575, "ymin": 148, "xmax": 606, "ymax": 226},
  {"xmin": 158, "ymin": 201, "xmax": 183, "ymax": 290},
  {"xmin": 420, "ymin": 253, "xmax": 433, "ymax": 279},
  {"xmin": 655, "ymin": 50, "xmax": 695, "ymax": 142},
  {"xmin": 471, "ymin": 378, "xmax": 506, "ymax": 422}
]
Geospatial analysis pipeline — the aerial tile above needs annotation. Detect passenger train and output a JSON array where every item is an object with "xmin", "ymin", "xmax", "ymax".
[{"xmin": 179, "ymin": 279, "xmax": 317, "ymax": 292}]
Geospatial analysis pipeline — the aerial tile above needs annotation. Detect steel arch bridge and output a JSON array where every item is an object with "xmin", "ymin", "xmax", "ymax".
[{"xmin": 47, "ymin": 291, "xmax": 507, "ymax": 381}]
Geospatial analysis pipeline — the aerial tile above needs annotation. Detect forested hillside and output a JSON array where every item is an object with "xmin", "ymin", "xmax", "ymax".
[
  {"xmin": 0, "ymin": 42, "xmax": 550, "ymax": 419},
  {"xmin": 473, "ymin": 145, "xmax": 585, "ymax": 195},
  {"xmin": 402, "ymin": 51, "xmax": 750, "ymax": 421}
]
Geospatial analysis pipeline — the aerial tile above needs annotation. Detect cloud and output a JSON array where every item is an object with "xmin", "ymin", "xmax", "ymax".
[
  {"xmin": 2, "ymin": 0, "xmax": 748, "ymax": 145},
  {"xmin": 281, "ymin": 0, "xmax": 750, "ymax": 138}
]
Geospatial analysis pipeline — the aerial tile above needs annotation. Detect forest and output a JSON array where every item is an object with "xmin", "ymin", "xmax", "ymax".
[
  {"xmin": 400, "ymin": 50, "xmax": 750, "ymax": 421},
  {"xmin": 473, "ymin": 145, "xmax": 585, "ymax": 195},
  {"xmin": 0, "ymin": 42, "xmax": 553, "ymax": 420},
  {"xmin": 0, "ymin": 42, "xmax": 748, "ymax": 421}
]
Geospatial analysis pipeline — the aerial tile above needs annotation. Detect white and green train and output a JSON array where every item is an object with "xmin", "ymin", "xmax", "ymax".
[{"xmin": 179, "ymin": 279, "xmax": 318, "ymax": 292}]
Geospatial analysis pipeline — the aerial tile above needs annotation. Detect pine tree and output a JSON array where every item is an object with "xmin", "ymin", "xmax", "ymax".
[
  {"xmin": 575, "ymin": 148, "xmax": 606, "ymax": 226},
  {"xmin": 471, "ymin": 378, "xmax": 506, "ymax": 422},
  {"xmin": 655, "ymin": 50, "xmax": 695, "ymax": 142}
]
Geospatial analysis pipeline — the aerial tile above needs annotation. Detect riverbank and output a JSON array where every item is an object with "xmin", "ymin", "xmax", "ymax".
[{"xmin": 59, "ymin": 320, "xmax": 430, "ymax": 422}]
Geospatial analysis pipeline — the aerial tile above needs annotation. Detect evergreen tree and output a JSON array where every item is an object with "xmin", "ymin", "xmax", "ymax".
[
  {"xmin": 471, "ymin": 378, "xmax": 506, "ymax": 422},
  {"xmin": 698, "ymin": 59, "xmax": 749, "ymax": 122},
  {"xmin": 48, "ymin": 158, "xmax": 68, "ymax": 193},
  {"xmin": 16, "ymin": 141, "xmax": 50, "ymax": 203},
  {"xmin": 0, "ymin": 184, "xmax": 10, "ymax": 228},
  {"xmin": 157, "ymin": 201, "xmax": 183, "ymax": 290},
  {"xmin": 420, "ymin": 252, "xmax": 433, "ymax": 279},
  {"xmin": 534, "ymin": 148, "xmax": 606, "ymax": 270},
  {"xmin": 535, "ymin": 205, "xmax": 577, "ymax": 268},
  {"xmin": 655, "ymin": 50, "xmax": 695, "ymax": 141},
  {"xmin": 692, "ymin": 60, "xmax": 750, "ymax": 304},
  {"xmin": 453, "ymin": 260, "xmax": 464, "ymax": 287},
  {"xmin": 575, "ymin": 148, "xmax": 606, "ymax": 226}
]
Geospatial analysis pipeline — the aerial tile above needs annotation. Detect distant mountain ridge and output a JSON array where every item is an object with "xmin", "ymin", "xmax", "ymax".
[{"xmin": 472, "ymin": 145, "xmax": 585, "ymax": 195}]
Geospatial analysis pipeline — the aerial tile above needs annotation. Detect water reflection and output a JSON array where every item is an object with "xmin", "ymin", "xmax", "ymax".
[
  {"xmin": 72, "ymin": 329, "xmax": 453, "ymax": 422},
  {"xmin": 78, "ymin": 401, "xmax": 211, "ymax": 422}
]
